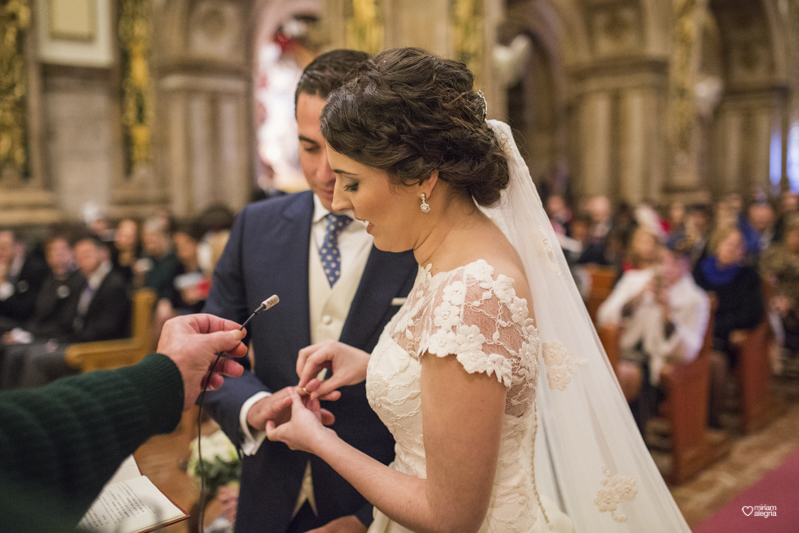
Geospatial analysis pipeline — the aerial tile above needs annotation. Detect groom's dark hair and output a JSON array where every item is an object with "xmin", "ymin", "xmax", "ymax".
[{"xmin": 294, "ymin": 50, "xmax": 370, "ymax": 109}]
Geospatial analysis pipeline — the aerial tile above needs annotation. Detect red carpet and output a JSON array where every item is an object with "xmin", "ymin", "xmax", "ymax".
[{"xmin": 694, "ymin": 448, "xmax": 799, "ymax": 532}]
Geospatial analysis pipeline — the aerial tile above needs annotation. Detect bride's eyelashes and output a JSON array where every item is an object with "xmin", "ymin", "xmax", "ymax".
[{"xmin": 343, "ymin": 181, "xmax": 359, "ymax": 192}]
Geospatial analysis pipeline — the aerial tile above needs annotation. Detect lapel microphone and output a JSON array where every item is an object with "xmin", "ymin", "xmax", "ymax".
[
  {"xmin": 239, "ymin": 295, "xmax": 280, "ymax": 331},
  {"xmin": 197, "ymin": 295, "xmax": 280, "ymax": 532}
]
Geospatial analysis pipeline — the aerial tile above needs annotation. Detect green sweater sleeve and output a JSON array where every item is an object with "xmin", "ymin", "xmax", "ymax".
[{"xmin": 0, "ymin": 353, "xmax": 184, "ymax": 529}]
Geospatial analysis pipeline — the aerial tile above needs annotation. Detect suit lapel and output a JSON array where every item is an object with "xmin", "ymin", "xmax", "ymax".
[
  {"xmin": 339, "ymin": 248, "xmax": 417, "ymax": 348},
  {"xmin": 267, "ymin": 192, "xmax": 313, "ymax": 350}
]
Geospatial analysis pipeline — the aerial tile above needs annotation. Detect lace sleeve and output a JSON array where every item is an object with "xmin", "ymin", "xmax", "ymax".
[{"xmin": 392, "ymin": 261, "xmax": 538, "ymax": 416}]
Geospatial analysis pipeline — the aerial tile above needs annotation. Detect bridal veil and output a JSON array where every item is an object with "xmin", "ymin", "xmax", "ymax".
[{"xmin": 483, "ymin": 120, "xmax": 691, "ymax": 532}]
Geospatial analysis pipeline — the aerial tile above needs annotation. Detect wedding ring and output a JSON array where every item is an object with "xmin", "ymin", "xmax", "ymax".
[{"xmin": 301, "ymin": 386, "xmax": 309, "ymax": 395}]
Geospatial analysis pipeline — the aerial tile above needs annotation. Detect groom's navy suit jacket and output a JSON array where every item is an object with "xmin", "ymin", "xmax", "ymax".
[{"xmin": 203, "ymin": 191, "xmax": 417, "ymax": 533}]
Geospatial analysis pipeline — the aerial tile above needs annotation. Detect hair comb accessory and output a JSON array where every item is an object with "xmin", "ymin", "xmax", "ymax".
[{"xmin": 476, "ymin": 90, "xmax": 487, "ymax": 121}]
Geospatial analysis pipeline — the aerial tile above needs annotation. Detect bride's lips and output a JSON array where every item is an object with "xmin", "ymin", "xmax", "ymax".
[{"xmin": 355, "ymin": 216, "xmax": 373, "ymax": 234}]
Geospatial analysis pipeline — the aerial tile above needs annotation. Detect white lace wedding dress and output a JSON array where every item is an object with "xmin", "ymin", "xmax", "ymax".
[{"xmin": 365, "ymin": 259, "xmax": 550, "ymax": 533}]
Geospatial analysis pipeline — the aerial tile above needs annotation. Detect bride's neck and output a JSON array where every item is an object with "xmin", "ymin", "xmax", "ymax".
[{"xmin": 413, "ymin": 197, "xmax": 488, "ymax": 273}]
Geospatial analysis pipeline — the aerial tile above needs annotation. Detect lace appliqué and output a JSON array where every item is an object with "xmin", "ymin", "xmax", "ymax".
[
  {"xmin": 537, "ymin": 225, "xmax": 561, "ymax": 275},
  {"xmin": 541, "ymin": 340, "xmax": 587, "ymax": 391},
  {"xmin": 594, "ymin": 467, "xmax": 638, "ymax": 522},
  {"xmin": 389, "ymin": 260, "xmax": 539, "ymax": 417}
]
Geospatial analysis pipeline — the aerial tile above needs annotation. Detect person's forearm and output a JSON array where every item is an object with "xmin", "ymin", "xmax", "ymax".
[{"xmin": 312, "ymin": 431, "xmax": 465, "ymax": 533}]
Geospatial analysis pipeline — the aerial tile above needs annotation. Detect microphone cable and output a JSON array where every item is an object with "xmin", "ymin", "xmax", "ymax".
[{"xmin": 196, "ymin": 295, "xmax": 279, "ymax": 533}]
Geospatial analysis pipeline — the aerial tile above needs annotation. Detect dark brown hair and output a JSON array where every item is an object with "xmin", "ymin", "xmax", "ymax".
[
  {"xmin": 320, "ymin": 47, "xmax": 509, "ymax": 207},
  {"xmin": 295, "ymin": 49, "xmax": 370, "ymax": 107}
]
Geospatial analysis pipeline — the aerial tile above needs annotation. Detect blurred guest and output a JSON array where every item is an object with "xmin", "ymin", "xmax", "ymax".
[
  {"xmin": 621, "ymin": 227, "xmax": 661, "ymax": 273},
  {"xmin": 760, "ymin": 213, "xmax": 799, "ymax": 355},
  {"xmin": 772, "ymin": 191, "xmax": 798, "ymax": 243},
  {"xmin": 693, "ymin": 224, "xmax": 764, "ymax": 426},
  {"xmin": 587, "ymin": 195, "xmax": 613, "ymax": 243},
  {"xmin": 748, "ymin": 202, "xmax": 776, "ymax": 253},
  {"xmin": 598, "ymin": 242, "xmax": 709, "ymax": 431},
  {"xmin": 195, "ymin": 204, "xmax": 236, "ymax": 275},
  {"xmin": 0, "ymin": 229, "xmax": 49, "ymax": 334},
  {"xmin": 3, "ymin": 231, "xmax": 83, "ymax": 344},
  {"xmin": 140, "ymin": 216, "xmax": 181, "ymax": 301},
  {"xmin": 111, "ymin": 218, "xmax": 142, "ymax": 288},
  {"xmin": 676, "ymin": 204, "xmax": 712, "ymax": 266},
  {"xmin": 3, "ymin": 235, "xmax": 131, "ymax": 389},
  {"xmin": 721, "ymin": 193, "xmax": 760, "ymax": 259},
  {"xmin": 154, "ymin": 222, "xmax": 210, "ymax": 336},
  {"xmin": 666, "ymin": 201, "xmax": 686, "ymax": 235},
  {"xmin": 546, "ymin": 195, "xmax": 572, "ymax": 236},
  {"xmin": 82, "ymin": 202, "xmax": 114, "ymax": 244}
]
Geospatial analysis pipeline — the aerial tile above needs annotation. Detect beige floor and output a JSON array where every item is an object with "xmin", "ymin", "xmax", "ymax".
[{"xmin": 135, "ymin": 377, "xmax": 799, "ymax": 533}]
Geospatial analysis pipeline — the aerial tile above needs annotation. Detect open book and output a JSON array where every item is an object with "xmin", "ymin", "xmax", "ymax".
[{"xmin": 78, "ymin": 456, "xmax": 189, "ymax": 533}]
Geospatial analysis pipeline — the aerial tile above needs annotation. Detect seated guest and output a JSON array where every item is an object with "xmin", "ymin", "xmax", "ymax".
[
  {"xmin": 140, "ymin": 216, "xmax": 181, "ymax": 301},
  {"xmin": 693, "ymin": 224, "xmax": 765, "ymax": 426},
  {"xmin": 597, "ymin": 242, "xmax": 710, "ymax": 431},
  {"xmin": 0, "ymin": 229, "xmax": 49, "ymax": 334},
  {"xmin": 4, "ymin": 231, "xmax": 83, "ymax": 344},
  {"xmin": 621, "ymin": 226, "xmax": 661, "ymax": 273},
  {"xmin": 749, "ymin": 202, "xmax": 776, "ymax": 253},
  {"xmin": 772, "ymin": 191, "xmax": 798, "ymax": 243},
  {"xmin": 111, "ymin": 218, "xmax": 142, "ymax": 289},
  {"xmin": 154, "ymin": 222, "xmax": 210, "ymax": 336},
  {"xmin": 760, "ymin": 213, "xmax": 799, "ymax": 356},
  {"xmin": 3, "ymin": 234, "xmax": 131, "ymax": 389}
]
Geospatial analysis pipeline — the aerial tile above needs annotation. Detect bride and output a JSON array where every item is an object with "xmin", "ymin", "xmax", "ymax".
[{"xmin": 266, "ymin": 48, "xmax": 690, "ymax": 533}]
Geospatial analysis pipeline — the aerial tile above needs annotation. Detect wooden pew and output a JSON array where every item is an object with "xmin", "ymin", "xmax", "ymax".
[
  {"xmin": 597, "ymin": 323, "xmax": 620, "ymax": 372},
  {"xmin": 660, "ymin": 295, "xmax": 730, "ymax": 484},
  {"xmin": 735, "ymin": 281, "xmax": 785, "ymax": 434},
  {"xmin": 584, "ymin": 265, "xmax": 617, "ymax": 322},
  {"xmin": 65, "ymin": 288, "xmax": 156, "ymax": 372}
]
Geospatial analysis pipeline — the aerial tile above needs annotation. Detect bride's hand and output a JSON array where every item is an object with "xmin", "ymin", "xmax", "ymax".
[
  {"xmin": 296, "ymin": 340, "xmax": 371, "ymax": 397},
  {"xmin": 265, "ymin": 387, "xmax": 335, "ymax": 453}
]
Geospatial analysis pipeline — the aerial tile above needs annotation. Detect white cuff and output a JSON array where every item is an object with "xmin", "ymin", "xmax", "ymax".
[
  {"xmin": 0, "ymin": 281, "xmax": 13, "ymax": 301},
  {"xmin": 239, "ymin": 391, "xmax": 272, "ymax": 456}
]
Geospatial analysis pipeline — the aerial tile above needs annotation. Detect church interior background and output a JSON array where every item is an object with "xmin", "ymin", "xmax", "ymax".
[{"xmin": 2, "ymin": 0, "xmax": 799, "ymax": 531}]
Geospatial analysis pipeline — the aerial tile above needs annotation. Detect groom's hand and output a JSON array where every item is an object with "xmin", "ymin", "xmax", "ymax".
[
  {"xmin": 307, "ymin": 514, "xmax": 366, "ymax": 533},
  {"xmin": 247, "ymin": 384, "xmax": 338, "ymax": 432},
  {"xmin": 247, "ymin": 387, "xmax": 295, "ymax": 430}
]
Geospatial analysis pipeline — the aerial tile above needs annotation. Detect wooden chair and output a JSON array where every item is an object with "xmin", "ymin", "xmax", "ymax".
[
  {"xmin": 65, "ymin": 288, "xmax": 156, "ymax": 372},
  {"xmin": 735, "ymin": 281, "xmax": 785, "ymax": 433},
  {"xmin": 584, "ymin": 265, "xmax": 617, "ymax": 322},
  {"xmin": 659, "ymin": 295, "xmax": 731, "ymax": 484}
]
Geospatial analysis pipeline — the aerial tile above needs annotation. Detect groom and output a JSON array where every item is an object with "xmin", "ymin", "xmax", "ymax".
[{"xmin": 203, "ymin": 50, "xmax": 417, "ymax": 533}]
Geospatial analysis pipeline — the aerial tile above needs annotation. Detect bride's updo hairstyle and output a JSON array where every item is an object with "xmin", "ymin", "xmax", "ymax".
[{"xmin": 320, "ymin": 47, "xmax": 509, "ymax": 207}]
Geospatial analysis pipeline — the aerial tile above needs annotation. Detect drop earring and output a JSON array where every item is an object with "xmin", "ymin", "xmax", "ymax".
[{"xmin": 420, "ymin": 193, "xmax": 430, "ymax": 213}]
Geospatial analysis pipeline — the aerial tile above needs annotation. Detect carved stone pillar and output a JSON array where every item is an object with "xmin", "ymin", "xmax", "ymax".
[
  {"xmin": 0, "ymin": 0, "xmax": 59, "ymax": 226},
  {"xmin": 571, "ymin": 59, "xmax": 669, "ymax": 204},
  {"xmin": 711, "ymin": 87, "xmax": 788, "ymax": 197},
  {"xmin": 149, "ymin": 0, "xmax": 254, "ymax": 219}
]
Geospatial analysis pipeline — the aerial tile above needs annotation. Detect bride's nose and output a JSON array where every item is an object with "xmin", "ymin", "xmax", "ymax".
[{"xmin": 331, "ymin": 180, "xmax": 351, "ymax": 212}]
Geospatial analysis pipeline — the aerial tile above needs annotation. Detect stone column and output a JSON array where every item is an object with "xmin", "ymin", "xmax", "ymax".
[
  {"xmin": 148, "ymin": 0, "xmax": 254, "ymax": 219},
  {"xmin": 571, "ymin": 59, "xmax": 668, "ymax": 204},
  {"xmin": 711, "ymin": 87, "xmax": 788, "ymax": 197}
]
